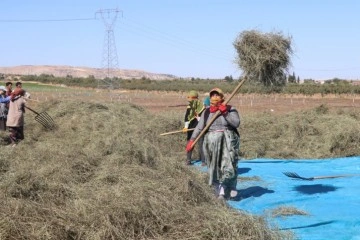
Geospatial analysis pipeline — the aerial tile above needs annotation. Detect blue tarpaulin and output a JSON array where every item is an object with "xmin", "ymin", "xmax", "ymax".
[{"xmin": 194, "ymin": 156, "xmax": 360, "ymax": 240}]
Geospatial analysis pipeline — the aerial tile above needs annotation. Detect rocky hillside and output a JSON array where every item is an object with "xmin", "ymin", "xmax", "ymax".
[{"xmin": 0, "ymin": 65, "xmax": 177, "ymax": 80}]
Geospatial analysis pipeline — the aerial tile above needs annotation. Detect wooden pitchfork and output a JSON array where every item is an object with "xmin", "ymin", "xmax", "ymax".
[
  {"xmin": 25, "ymin": 106, "xmax": 56, "ymax": 130},
  {"xmin": 283, "ymin": 172, "xmax": 360, "ymax": 181},
  {"xmin": 160, "ymin": 128, "xmax": 194, "ymax": 136},
  {"xmin": 190, "ymin": 77, "xmax": 247, "ymax": 149}
]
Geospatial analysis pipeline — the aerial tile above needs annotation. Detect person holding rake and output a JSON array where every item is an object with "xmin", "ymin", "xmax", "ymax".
[
  {"xmin": 183, "ymin": 90, "xmax": 205, "ymax": 165},
  {"xmin": 186, "ymin": 87, "xmax": 240, "ymax": 200},
  {"xmin": 6, "ymin": 88, "xmax": 26, "ymax": 146}
]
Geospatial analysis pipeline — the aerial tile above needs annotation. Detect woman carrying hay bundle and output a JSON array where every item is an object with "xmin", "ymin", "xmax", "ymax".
[{"xmin": 186, "ymin": 88, "xmax": 240, "ymax": 200}]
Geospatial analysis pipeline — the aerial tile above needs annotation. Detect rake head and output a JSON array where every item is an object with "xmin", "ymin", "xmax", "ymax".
[
  {"xmin": 283, "ymin": 172, "xmax": 314, "ymax": 181},
  {"xmin": 35, "ymin": 112, "xmax": 56, "ymax": 130}
]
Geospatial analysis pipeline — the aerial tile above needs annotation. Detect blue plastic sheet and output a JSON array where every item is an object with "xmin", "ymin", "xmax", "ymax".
[{"xmin": 194, "ymin": 157, "xmax": 360, "ymax": 240}]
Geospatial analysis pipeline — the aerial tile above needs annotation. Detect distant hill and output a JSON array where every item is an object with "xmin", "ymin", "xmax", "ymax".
[{"xmin": 0, "ymin": 65, "xmax": 178, "ymax": 80}]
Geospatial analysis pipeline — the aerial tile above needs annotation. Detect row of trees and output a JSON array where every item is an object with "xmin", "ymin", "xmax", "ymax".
[
  {"xmin": 1, "ymin": 73, "xmax": 359, "ymax": 96},
  {"xmin": 222, "ymin": 72, "xmax": 301, "ymax": 84}
]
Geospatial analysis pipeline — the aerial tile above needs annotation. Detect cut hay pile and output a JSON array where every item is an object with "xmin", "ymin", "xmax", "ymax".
[
  {"xmin": 241, "ymin": 104, "xmax": 360, "ymax": 159},
  {"xmin": 233, "ymin": 30, "xmax": 293, "ymax": 86},
  {"xmin": 0, "ymin": 100, "xmax": 287, "ymax": 239}
]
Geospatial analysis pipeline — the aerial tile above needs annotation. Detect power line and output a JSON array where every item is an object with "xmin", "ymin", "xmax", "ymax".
[
  {"xmin": 0, "ymin": 14, "xmax": 234, "ymax": 62},
  {"xmin": 119, "ymin": 16, "xmax": 234, "ymax": 62},
  {"xmin": 294, "ymin": 67, "xmax": 360, "ymax": 72},
  {"xmin": 0, "ymin": 18, "xmax": 95, "ymax": 23},
  {"xmin": 0, "ymin": 12, "xmax": 239, "ymax": 78}
]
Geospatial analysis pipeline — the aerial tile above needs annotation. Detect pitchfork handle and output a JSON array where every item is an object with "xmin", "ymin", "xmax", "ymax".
[
  {"xmin": 24, "ymin": 106, "xmax": 40, "ymax": 115},
  {"xmin": 190, "ymin": 77, "xmax": 247, "ymax": 148}
]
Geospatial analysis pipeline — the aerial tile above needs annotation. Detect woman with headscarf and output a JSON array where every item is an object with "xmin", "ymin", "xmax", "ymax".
[
  {"xmin": 199, "ymin": 94, "xmax": 211, "ymax": 166},
  {"xmin": 6, "ymin": 88, "xmax": 26, "ymax": 146},
  {"xmin": 186, "ymin": 87, "xmax": 240, "ymax": 199},
  {"xmin": 183, "ymin": 90, "xmax": 205, "ymax": 165}
]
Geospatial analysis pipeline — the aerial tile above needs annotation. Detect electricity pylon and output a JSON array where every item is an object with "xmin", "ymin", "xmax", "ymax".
[{"xmin": 96, "ymin": 8, "xmax": 122, "ymax": 89}]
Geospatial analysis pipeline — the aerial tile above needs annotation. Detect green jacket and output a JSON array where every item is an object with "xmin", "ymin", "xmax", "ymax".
[{"xmin": 185, "ymin": 99, "xmax": 205, "ymax": 122}]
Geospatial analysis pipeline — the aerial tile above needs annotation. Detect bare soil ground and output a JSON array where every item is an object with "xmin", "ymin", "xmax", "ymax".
[{"xmin": 28, "ymin": 88, "xmax": 360, "ymax": 115}]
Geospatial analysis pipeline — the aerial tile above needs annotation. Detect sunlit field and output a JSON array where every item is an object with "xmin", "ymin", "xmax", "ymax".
[
  {"xmin": 23, "ymin": 82, "xmax": 360, "ymax": 116},
  {"xmin": 1, "ymin": 82, "xmax": 359, "ymax": 239}
]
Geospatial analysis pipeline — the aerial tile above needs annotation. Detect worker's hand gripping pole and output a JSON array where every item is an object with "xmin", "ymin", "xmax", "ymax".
[{"xmin": 190, "ymin": 77, "xmax": 247, "ymax": 148}]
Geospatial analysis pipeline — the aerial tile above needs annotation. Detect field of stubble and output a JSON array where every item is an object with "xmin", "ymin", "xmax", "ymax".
[{"xmin": 28, "ymin": 88, "xmax": 360, "ymax": 116}]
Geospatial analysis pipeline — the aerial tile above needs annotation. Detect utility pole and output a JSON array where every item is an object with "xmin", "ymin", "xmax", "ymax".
[{"xmin": 96, "ymin": 8, "xmax": 122, "ymax": 89}]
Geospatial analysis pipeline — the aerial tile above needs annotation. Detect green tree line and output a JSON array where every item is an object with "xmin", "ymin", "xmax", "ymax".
[{"xmin": 3, "ymin": 73, "xmax": 360, "ymax": 96}]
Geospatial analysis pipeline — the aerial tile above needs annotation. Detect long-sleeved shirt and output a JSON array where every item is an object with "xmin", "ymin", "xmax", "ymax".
[
  {"xmin": 190, "ymin": 106, "xmax": 240, "ymax": 140},
  {"xmin": 0, "ymin": 96, "xmax": 10, "ymax": 103},
  {"xmin": 6, "ymin": 97, "xmax": 25, "ymax": 127}
]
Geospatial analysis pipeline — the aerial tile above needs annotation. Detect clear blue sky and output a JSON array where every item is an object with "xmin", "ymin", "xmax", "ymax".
[{"xmin": 1, "ymin": 0, "xmax": 359, "ymax": 80}]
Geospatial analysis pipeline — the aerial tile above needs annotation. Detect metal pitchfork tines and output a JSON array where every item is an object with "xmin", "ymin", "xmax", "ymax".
[
  {"xmin": 283, "ymin": 172, "xmax": 360, "ymax": 181},
  {"xmin": 25, "ymin": 106, "xmax": 56, "ymax": 130}
]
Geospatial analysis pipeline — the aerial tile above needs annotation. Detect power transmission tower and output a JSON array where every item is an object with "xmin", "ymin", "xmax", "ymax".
[{"xmin": 96, "ymin": 8, "xmax": 122, "ymax": 89}]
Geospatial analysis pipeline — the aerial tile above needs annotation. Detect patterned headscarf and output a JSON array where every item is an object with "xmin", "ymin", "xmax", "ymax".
[{"xmin": 187, "ymin": 90, "xmax": 198, "ymax": 101}]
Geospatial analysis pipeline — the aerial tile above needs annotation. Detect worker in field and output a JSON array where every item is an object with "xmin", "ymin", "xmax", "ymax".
[
  {"xmin": 5, "ymin": 82, "xmax": 12, "ymax": 96},
  {"xmin": 183, "ymin": 90, "xmax": 205, "ymax": 165},
  {"xmin": 15, "ymin": 82, "xmax": 31, "ymax": 99},
  {"xmin": 199, "ymin": 93, "xmax": 211, "ymax": 166},
  {"xmin": 186, "ymin": 87, "xmax": 240, "ymax": 200},
  {"xmin": 0, "ymin": 86, "xmax": 11, "ymax": 131},
  {"xmin": 203, "ymin": 94, "xmax": 210, "ymax": 108},
  {"xmin": 6, "ymin": 88, "xmax": 26, "ymax": 147}
]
